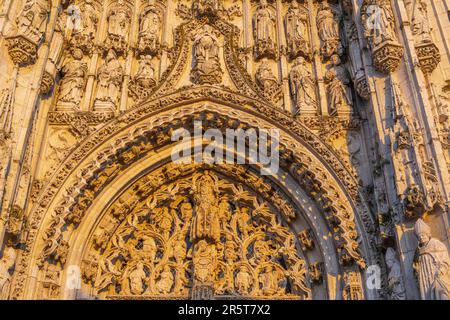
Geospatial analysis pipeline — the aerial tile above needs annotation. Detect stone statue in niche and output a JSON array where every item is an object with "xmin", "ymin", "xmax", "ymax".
[
  {"xmin": 128, "ymin": 261, "xmax": 147, "ymax": 295},
  {"xmin": 255, "ymin": 61, "xmax": 278, "ymax": 93},
  {"xmin": 385, "ymin": 247, "xmax": 406, "ymax": 300},
  {"xmin": 235, "ymin": 265, "xmax": 253, "ymax": 295},
  {"xmin": 192, "ymin": 0, "xmax": 220, "ymax": 18},
  {"xmin": 135, "ymin": 55, "xmax": 157, "ymax": 88},
  {"xmin": 325, "ymin": 55, "xmax": 352, "ymax": 116},
  {"xmin": 253, "ymin": 0, "xmax": 277, "ymax": 60},
  {"xmin": 362, "ymin": 0, "xmax": 399, "ymax": 48},
  {"xmin": 413, "ymin": 219, "xmax": 450, "ymax": 300},
  {"xmin": 70, "ymin": 0, "xmax": 99, "ymax": 55},
  {"xmin": 412, "ymin": 0, "xmax": 432, "ymax": 43},
  {"xmin": 0, "ymin": 247, "xmax": 16, "ymax": 300},
  {"xmin": 155, "ymin": 265, "xmax": 174, "ymax": 294},
  {"xmin": 14, "ymin": 0, "xmax": 50, "ymax": 43},
  {"xmin": 138, "ymin": 1, "xmax": 162, "ymax": 56},
  {"xmin": 316, "ymin": 1, "xmax": 343, "ymax": 59},
  {"xmin": 193, "ymin": 240, "xmax": 216, "ymax": 284},
  {"xmin": 56, "ymin": 53, "xmax": 88, "ymax": 111},
  {"xmin": 284, "ymin": 1, "xmax": 310, "ymax": 60},
  {"xmin": 191, "ymin": 25, "xmax": 223, "ymax": 85},
  {"xmin": 94, "ymin": 49, "xmax": 124, "ymax": 112},
  {"xmin": 289, "ymin": 57, "xmax": 317, "ymax": 115},
  {"xmin": 106, "ymin": 0, "xmax": 131, "ymax": 54},
  {"xmin": 129, "ymin": 55, "xmax": 157, "ymax": 102}
]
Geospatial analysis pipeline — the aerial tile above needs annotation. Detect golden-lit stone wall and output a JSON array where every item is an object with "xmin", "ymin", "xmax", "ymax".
[{"xmin": 0, "ymin": 0, "xmax": 449, "ymax": 300}]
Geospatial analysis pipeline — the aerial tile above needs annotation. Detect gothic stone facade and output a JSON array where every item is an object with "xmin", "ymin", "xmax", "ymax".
[{"xmin": 0, "ymin": 0, "xmax": 449, "ymax": 300}]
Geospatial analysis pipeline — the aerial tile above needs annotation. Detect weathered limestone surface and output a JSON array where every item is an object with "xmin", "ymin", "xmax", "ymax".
[{"xmin": 0, "ymin": 0, "xmax": 448, "ymax": 300}]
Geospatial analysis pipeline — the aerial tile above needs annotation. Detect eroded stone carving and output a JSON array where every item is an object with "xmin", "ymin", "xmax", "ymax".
[
  {"xmin": 138, "ymin": 1, "xmax": 162, "ymax": 56},
  {"xmin": 289, "ymin": 57, "xmax": 317, "ymax": 115},
  {"xmin": 361, "ymin": 0, "xmax": 404, "ymax": 73},
  {"xmin": 284, "ymin": 1, "xmax": 310, "ymax": 60},
  {"xmin": 129, "ymin": 55, "xmax": 157, "ymax": 102},
  {"xmin": 0, "ymin": 247, "xmax": 16, "ymax": 299},
  {"xmin": 385, "ymin": 247, "xmax": 406, "ymax": 300},
  {"xmin": 5, "ymin": 0, "xmax": 50, "ymax": 66},
  {"xmin": 94, "ymin": 49, "xmax": 124, "ymax": 112},
  {"xmin": 106, "ymin": 0, "xmax": 132, "ymax": 55},
  {"xmin": 56, "ymin": 54, "xmax": 88, "ymax": 111},
  {"xmin": 325, "ymin": 55, "xmax": 352, "ymax": 116},
  {"xmin": 413, "ymin": 219, "xmax": 450, "ymax": 300},
  {"xmin": 191, "ymin": 25, "xmax": 223, "ymax": 85},
  {"xmin": 316, "ymin": 1, "xmax": 343, "ymax": 60},
  {"xmin": 69, "ymin": 0, "xmax": 99, "ymax": 56}
]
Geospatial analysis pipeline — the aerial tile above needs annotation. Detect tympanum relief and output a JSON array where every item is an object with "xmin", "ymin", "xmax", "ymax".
[{"xmin": 88, "ymin": 171, "xmax": 313, "ymax": 299}]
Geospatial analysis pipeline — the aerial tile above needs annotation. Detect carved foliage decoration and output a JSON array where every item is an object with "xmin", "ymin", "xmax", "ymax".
[
  {"xmin": 138, "ymin": 1, "xmax": 164, "ymax": 57},
  {"xmin": 284, "ymin": 1, "xmax": 311, "ymax": 60}
]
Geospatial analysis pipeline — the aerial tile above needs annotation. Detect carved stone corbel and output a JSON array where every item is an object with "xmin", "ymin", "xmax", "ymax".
[{"xmin": 5, "ymin": 36, "xmax": 39, "ymax": 67}]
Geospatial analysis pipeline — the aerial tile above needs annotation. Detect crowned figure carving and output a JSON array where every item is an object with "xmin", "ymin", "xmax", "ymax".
[
  {"xmin": 284, "ymin": 1, "xmax": 310, "ymax": 60},
  {"xmin": 190, "ymin": 25, "xmax": 223, "ymax": 85},
  {"xmin": 253, "ymin": 0, "xmax": 277, "ymax": 60},
  {"xmin": 413, "ymin": 219, "xmax": 450, "ymax": 300},
  {"xmin": 138, "ymin": 1, "xmax": 162, "ymax": 56}
]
